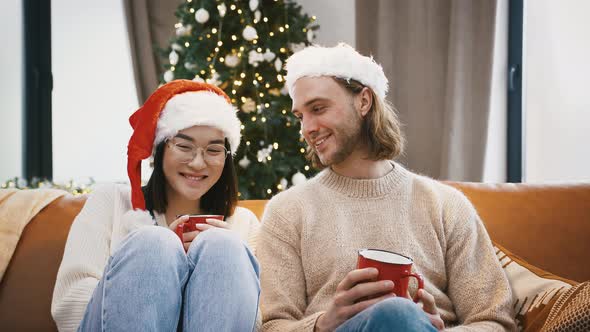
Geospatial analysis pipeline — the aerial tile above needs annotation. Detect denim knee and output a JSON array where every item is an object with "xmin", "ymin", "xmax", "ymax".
[
  {"xmin": 116, "ymin": 226, "xmax": 185, "ymax": 265},
  {"xmin": 188, "ymin": 228, "xmax": 243, "ymax": 255},
  {"xmin": 368, "ymin": 297, "xmax": 423, "ymax": 326}
]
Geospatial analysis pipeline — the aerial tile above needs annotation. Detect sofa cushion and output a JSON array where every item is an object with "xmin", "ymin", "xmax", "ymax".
[
  {"xmin": 495, "ymin": 242, "xmax": 579, "ymax": 331},
  {"xmin": 540, "ymin": 281, "xmax": 590, "ymax": 332}
]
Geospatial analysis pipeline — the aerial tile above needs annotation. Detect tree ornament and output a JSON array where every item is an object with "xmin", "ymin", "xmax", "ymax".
[
  {"xmin": 263, "ymin": 49, "xmax": 276, "ymax": 62},
  {"xmin": 195, "ymin": 8, "xmax": 210, "ymax": 24},
  {"xmin": 241, "ymin": 98, "xmax": 256, "ymax": 113},
  {"xmin": 248, "ymin": 50, "xmax": 264, "ymax": 66},
  {"xmin": 238, "ymin": 156, "xmax": 251, "ymax": 168},
  {"xmin": 256, "ymin": 144, "xmax": 274, "ymax": 164},
  {"xmin": 224, "ymin": 54, "xmax": 240, "ymax": 67},
  {"xmin": 279, "ymin": 178, "xmax": 288, "ymax": 190},
  {"xmin": 175, "ymin": 24, "xmax": 192, "ymax": 37},
  {"xmin": 164, "ymin": 70, "xmax": 174, "ymax": 82},
  {"xmin": 307, "ymin": 29, "xmax": 315, "ymax": 42},
  {"xmin": 169, "ymin": 50, "xmax": 179, "ymax": 65},
  {"xmin": 249, "ymin": 0, "xmax": 259, "ymax": 12},
  {"xmin": 242, "ymin": 25, "xmax": 258, "ymax": 41},
  {"xmin": 254, "ymin": 10, "xmax": 261, "ymax": 22},
  {"xmin": 274, "ymin": 58, "xmax": 283, "ymax": 72},
  {"xmin": 217, "ymin": 3, "xmax": 227, "ymax": 17},
  {"xmin": 291, "ymin": 171, "xmax": 307, "ymax": 186},
  {"xmin": 171, "ymin": 43, "xmax": 183, "ymax": 51}
]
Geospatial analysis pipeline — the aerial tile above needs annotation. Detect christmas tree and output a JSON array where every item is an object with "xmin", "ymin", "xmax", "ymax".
[{"xmin": 161, "ymin": 0, "xmax": 319, "ymax": 199}]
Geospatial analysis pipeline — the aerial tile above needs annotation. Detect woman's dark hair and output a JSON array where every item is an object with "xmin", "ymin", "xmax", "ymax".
[{"xmin": 142, "ymin": 138, "xmax": 238, "ymax": 219}]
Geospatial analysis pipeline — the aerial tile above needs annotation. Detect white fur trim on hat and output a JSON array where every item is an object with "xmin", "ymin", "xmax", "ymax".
[
  {"xmin": 285, "ymin": 42, "xmax": 389, "ymax": 99},
  {"xmin": 154, "ymin": 91, "xmax": 242, "ymax": 154}
]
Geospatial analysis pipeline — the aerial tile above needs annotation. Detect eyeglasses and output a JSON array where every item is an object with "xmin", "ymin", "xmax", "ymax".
[{"xmin": 165, "ymin": 137, "xmax": 229, "ymax": 166}]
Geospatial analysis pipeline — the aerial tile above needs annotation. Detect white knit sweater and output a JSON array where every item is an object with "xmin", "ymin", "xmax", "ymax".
[
  {"xmin": 258, "ymin": 163, "xmax": 517, "ymax": 331},
  {"xmin": 51, "ymin": 184, "xmax": 260, "ymax": 332}
]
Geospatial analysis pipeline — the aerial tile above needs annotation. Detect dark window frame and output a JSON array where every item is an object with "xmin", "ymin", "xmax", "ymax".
[
  {"xmin": 23, "ymin": 0, "xmax": 53, "ymax": 181},
  {"xmin": 507, "ymin": 0, "xmax": 523, "ymax": 182}
]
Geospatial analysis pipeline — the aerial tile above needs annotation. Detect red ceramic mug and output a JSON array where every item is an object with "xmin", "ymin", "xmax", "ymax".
[
  {"xmin": 357, "ymin": 249, "xmax": 424, "ymax": 302},
  {"xmin": 175, "ymin": 215, "xmax": 224, "ymax": 245}
]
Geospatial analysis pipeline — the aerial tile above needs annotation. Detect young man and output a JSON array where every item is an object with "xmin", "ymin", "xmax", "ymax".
[{"xmin": 257, "ymin": 43, "xmax": 516, "ymax": 332}]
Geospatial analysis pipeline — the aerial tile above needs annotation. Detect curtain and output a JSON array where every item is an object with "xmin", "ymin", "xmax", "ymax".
[
  {"xmin": 123, "ymin": 0, "xmax": 181, "ymax": 104},
  {"xmin": 356, "ymin": 0, "xmax": 500, "ymax": 181}
]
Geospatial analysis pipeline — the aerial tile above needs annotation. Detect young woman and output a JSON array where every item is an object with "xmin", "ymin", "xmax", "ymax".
[{"xmin": 51, "ymin": 80, "xmax": 260, "ymax": 331}]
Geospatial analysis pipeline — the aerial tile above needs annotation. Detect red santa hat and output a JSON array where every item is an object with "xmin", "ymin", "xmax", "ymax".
[{"xmin": 127, "ymin": 79, "xmax": 241, "ymax": 210}]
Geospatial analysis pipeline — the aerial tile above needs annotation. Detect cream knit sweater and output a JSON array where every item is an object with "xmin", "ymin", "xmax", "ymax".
[
  {"xmin": 51, "ymin": 184, "xmax": 260, "ymax": 332},
  {"xmin": 258, "ymin": 163, "xmax": 516, "ymax": 331}
]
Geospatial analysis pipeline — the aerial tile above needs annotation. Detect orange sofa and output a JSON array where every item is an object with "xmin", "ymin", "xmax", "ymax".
[{"xmin": 1, "ymin": 182, "xmax": 589, "ymax": 330}]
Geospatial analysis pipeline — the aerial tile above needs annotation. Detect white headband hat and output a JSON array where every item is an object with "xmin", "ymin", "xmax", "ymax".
[
  {"xmin": 154, "ymin": 91, "xmax": 241, "ymax": 155},
  {"xmin": 285, "ymin": 42, "xmax": 389, "ymax": 99}
]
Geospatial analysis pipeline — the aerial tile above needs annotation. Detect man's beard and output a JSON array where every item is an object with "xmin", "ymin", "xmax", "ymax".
[{"xmin": 317, "ymin": 106, "xmax": 363, "ymax": 167}]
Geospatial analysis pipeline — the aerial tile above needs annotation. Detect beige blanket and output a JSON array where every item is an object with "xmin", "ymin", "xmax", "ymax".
[{"xmin": 0, "ymin": 188, "xmax": 67, "ymax": 281}]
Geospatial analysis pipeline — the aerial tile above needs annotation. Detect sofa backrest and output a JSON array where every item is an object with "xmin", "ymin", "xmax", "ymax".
[
  {"xmin": 0, "ymin": 182, "xmax": 588, "ymax": 330},
  {"xmin": 446, "ymin": 181, "xmax": 590, "ymax": 283}
]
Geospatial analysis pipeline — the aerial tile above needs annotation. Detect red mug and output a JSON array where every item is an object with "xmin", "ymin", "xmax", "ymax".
[
  {"xmin": 357, "ymin": 249, "xmax": 424, "ymax": 302},
  {"xmin": 175, "ymin": 214, "xmax": 224, "ymax": 244}
]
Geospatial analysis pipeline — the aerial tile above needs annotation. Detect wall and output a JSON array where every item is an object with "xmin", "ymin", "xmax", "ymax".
[
  {"xmin": 524, "ymin": 0, "xmax": 590, "ymax": 182},
  {"xmin": 0, "ymin": 1, "xmax": 23, "ymax": 181},
  {"xmin": 295, "ymin": 0, "xmax": 355, "ymax": 46},
  {"xmin": 52, "ymin": 0, "xmax": 138, "ymax": 182}
]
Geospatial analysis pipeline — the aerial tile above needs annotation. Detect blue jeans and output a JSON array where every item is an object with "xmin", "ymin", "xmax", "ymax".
[
  {"xmin": 78, "ymin": 227, "xmax": 260, "ymax": 332},
  {"xmin": 335, "ymin": 297, "xmax": 438, "ymax": 332}
]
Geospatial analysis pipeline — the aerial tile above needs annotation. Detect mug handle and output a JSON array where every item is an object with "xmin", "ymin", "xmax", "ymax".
[{"xmin": 407, "ymin": 272, "xmax": 425, "ymax": 303}]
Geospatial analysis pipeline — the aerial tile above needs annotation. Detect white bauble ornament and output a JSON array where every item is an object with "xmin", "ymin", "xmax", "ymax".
[
  {"xmin": 254, "ymin": 10, "xmax": 261, "ymax": 22},
  {"xmin": 242, "ymin": 25, "xmax": 258, "ymax": 41},
  {"xmin": 263, "ymin": 49, "xmax": 276, "ymax": 62},
  {"xmin": 279, "ymin": 178, "xmax": 288, "ymax": 190},
  {"xmin": 274, "ymin": 58, "xmax": 283, "ymax": 72},
  {"xmin": 307, "ymin": 29, "xmax": 314, "ymax": 42},
  {"xmin": 169, "ymin": 50, "xmax": 179, "ymax": 65},
  {"xmin": 163, "ymin": 70, "xmax": 174, "ymax": 82},
  {"xmin": 291, "ymin": 172, "xmax": 307, "ymax": 186},
  {"xmin": 192, "ymin": 75, "xmax": 205, "ymax": 83},
  {"xmin": 195, "ymin": 8, "xmax": 210, "ymax": 24},
  {"xmin": 248, "ymin": 50, "xmax": 264, "ymax": 66},
  {"xmin": 249, "ymin": 0, "xmax": 259, "ymax": 11},
  {"xmin": 171, "ymin": 43, "xmax": 183, "ymax": 51},
  {"xmin": 217, "ymin": 3, "xmax": 227, "ymax": 17},
  {"xmin": 224, "ymin": 54, "xmax": 240, "ymax": 68},
  {"xmin": 238, "ymin": 156, "xmax": 251, "ymax": 168}
]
